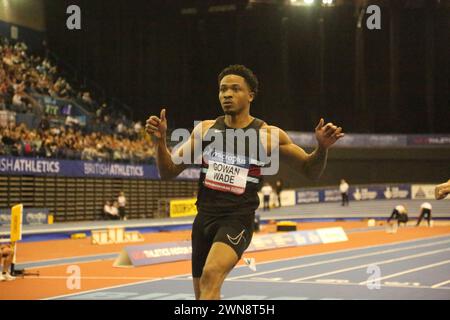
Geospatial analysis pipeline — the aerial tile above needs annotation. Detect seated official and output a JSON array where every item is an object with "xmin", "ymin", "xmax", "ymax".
[{"xmin": 103, "ymin": 200, "xmax": 120, "ymax": 220}]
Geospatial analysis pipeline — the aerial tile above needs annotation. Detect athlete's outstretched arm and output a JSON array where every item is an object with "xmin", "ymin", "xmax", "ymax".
[
  {"xmin": 271, "ymin": 119, "xmax": 344, "ymax": 180},
  {"xmin": 145, "ymin": 109, "xmax": 202, "ymax": 179},
  {"xmin": 435, "ymin": 179, "xmax": 450, "ymax": 200},
  {"xmin": 146, "ymin": 109, "xmax": 182, "ymax": 179}
]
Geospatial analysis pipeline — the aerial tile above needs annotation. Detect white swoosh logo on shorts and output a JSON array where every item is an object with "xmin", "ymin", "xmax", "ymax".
[{"xmin": 227, "ymin": 229, "xmax": 246, "ymax": 246}]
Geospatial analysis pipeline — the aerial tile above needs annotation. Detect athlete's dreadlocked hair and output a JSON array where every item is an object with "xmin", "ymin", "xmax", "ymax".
[{"xmin": 218, "ymin": 65, "xmax": 259, "ymax": 98}]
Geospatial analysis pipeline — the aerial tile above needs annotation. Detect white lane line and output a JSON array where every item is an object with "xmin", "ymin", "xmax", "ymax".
[
  {"xmin": 21, "ymin": 258, "xmax": 117, "ymax": 270},
  {"xmin": 18, "ymin": 252, "xmax": 117, "ymax": 266},
  {"xmin": 225, "ymin": 278, "xmax": 450, "ymax": 290},
  {"xmin": 289, "ymin": 247, "xmax": 450, "ymax": 282},
  {"xmin": 431, "ymin": 280, "xmax": 450, "ymax": 289},
  {"xmin": 24, "ymin": 276, "xmax": 163, "ymax": 280},
  {"xmin": 234, "ymin": 234, "xmax": 450, "ymax": 273},
  {"xmin": 44, "ymin": 273, "xmax": 192, "ymax": 300},
  {"xmin": 359, "ymin": 260, "xmax": 450, "ymax": 285},
  {"xmin": 228, "ymin": 238, "xmax": 450, "ymax": 280}
]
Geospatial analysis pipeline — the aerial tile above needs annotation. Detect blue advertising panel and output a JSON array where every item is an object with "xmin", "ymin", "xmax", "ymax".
[
  {"xmin": 296, "ymin": 184, "xmax": 411, "ymax": 204},
  {"xmin": 0, "ymin": 208, "xmax": 49, "ymax": 225},
  {"xmin": 126, "ymin": 241, "xmax": 192, "ymax": 266},
  {"xmin": 295, "ymin": 190, "xmax": 320, "ymax": 204}
]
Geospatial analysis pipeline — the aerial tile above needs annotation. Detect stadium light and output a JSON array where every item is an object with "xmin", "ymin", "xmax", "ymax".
[
  {"xmin": 290, "ymin": 0, "xmax": 314, "ymax": 6},
  {"xmin": 322, "ymin": 0, "xmax": 333, "ymax": 5}
]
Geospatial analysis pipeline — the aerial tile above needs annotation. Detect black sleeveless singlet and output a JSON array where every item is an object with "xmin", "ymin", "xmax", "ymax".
[{"xmin": 196, "ymin": 116, "xmax": 267, "ymax": 216}]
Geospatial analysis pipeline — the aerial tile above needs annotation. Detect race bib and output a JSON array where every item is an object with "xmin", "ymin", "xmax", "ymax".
[{"xmin": 204, "ymin": 160, "xmax": 249, "ymax": 195}]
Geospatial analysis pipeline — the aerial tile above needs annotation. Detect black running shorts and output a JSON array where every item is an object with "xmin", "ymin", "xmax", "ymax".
[
  {"xmin": 191, "ymin": 212, "xmax": 254, "ymax": 278},
  {"xmin": 421, "ymin": 208, "xmax": 431, "ymax": 217}
]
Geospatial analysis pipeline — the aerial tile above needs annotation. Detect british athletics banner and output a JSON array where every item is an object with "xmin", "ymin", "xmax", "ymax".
[{"xmin": 0, "ymin": 156, "xmax": 200, "ymax": 180}]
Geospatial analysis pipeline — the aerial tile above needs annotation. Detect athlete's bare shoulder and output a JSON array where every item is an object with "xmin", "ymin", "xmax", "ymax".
[
  {"xmin": 190, "ymin": 120, "xmax": 215, "ymax": 141},
  {"xmin": 260, "ymin": 121, "xmax": 270, "ymax": 129},
  {"xmin": 259, "ymin": 123, "xmax": 291, "ymax": 145},
  {"xmin": 202, "ymin": 120, "xmax": 215, "ymax": 130}
]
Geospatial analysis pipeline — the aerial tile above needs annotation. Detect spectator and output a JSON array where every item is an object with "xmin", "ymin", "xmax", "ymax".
[
  {"xmin": 96, "ymin": 142, "xmax": 110, "ymax": 162},
  {"xmin": 133, "ymin": 121, "xmax": 142, "ymax": 139},
  {"xmin": 65, "ymin": 115, "xmax": 80, "ymax": 130},
  {"xmin": 118, "ymin": 192, "xmax": 127, "ymax": 221},
  {"xmin": 112, "ymin": 146, "xmax": 123, "ymax": 162},
  {"xmin": 0, "ymin": 95, "xmax": 7, "ymax": 111},
  {"xmin": 0, "ymin": 139, "xmax": 5, "ymax": 155},
  {"xmin": 21, "ymin": 133, "xmax": 34, "ymax": 157},
  {"xmin": 38, "ymin": 115, "xmax": 50, "ymax": 132},
  {"xmin": 12, "ymin": 90, "xmax": 26, "ymax": 112},
  {"xmin": 340, "ymin": 179, "xmax": 349, "ymax": 206},
  {"xmin": 261, "ymin": 183, "xmax": 273, "ymax": 212},
  {"xmin": 81, "ymin": 91, "xmax": 94, "ymax": 108},
  {"xmin": 116, "ymin": 120, "xmax": 126, "ymax": 138},
  {"xmin": 103, "ymin": 200, "xmax": 119, "ymax": 220},
  {"xmin": 96, "ymin": 103, "xmax": 108, "ymax": 119},
  {"xmin": 1, "ymin": 129, "xmax": 17, "ymax": 155},
  {"xmin": 275, "ymin": 179, "xmax": 283, "ymax": 208},
  {"xmin": 254, "ymin": 214, "xmax": 261, "ymax": 232},
  {"xmin": 111, "ymin": 201, "xmax": 120, "ymax": 219}
]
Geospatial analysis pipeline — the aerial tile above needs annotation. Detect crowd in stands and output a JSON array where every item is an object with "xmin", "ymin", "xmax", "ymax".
[
  {"xmin": 1, "ymin": 37, "xmax": 92, "ymax": 111},
  {"xmin": 0, "ymin": 122, "xmax": 156, "ymax": 164},
  {"xmin": 0, "ymin": 37, "xmax": 157, "ymax": 164}
]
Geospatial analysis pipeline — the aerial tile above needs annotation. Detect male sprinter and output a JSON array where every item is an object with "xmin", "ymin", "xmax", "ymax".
[{"xmin": 145, "ymin": 65, "xmax": 344, "ymax": 300}]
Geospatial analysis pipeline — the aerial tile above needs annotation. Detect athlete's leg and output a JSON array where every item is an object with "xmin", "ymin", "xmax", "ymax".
[
  {"xmin": 1, "ymin": 247, "xmax": 13, "ymax": 273},
  {"xmin": 193, "ymin": 278, "xmax": 201, "ymax": 300},
  {"xmin": 199, "ymin": 242, "xmax": 238, "ymax": 300},
  {"xmin": 198, "ymin": 215, "xmax": 254, "ymax": 300},
  {"xmin": 416, "ymin": 209, "xmax": 424, "ymax": 226},
  {"xmin": 191, "ymin": 214, "xmax": 212, "ymax": 300},
  {"xmin": 387, "ymin": 209, "xmax": 397, "ymax": 223}
]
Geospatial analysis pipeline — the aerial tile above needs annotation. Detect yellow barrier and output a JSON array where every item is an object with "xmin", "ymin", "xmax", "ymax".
[
  {"xmin": 10, "ymin": 204, "xmax": 23, "ymax": 242},
  {"xmin": 71, "ymin": 233, "xmax": 87, "ymax": 240},
  {"xmin": 169, "ymin": 198, "xmax": 198, "ymax": 218},
  {"xmin": 9, "ymin": 204, "xmax": 23, "ymax": 268}
]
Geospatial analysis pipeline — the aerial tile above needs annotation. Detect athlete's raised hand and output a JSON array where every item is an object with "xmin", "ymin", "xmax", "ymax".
[
  {"xmin": 145, "ymin": 108, "xmax": 167, "ymax": 140},
  {"xmin": 315, "ymin": 118, "xmax": 344, "ymax": 149},
  {"xmin": 435, "ymin": 179, "xmax": 450, "ymax": 200}
]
